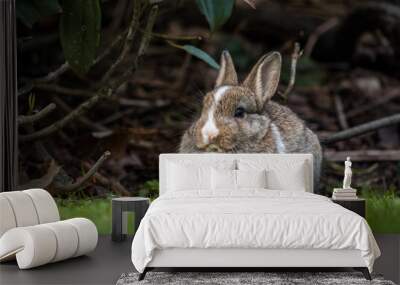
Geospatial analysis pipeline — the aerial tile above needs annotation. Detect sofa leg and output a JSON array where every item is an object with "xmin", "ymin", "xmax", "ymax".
[
  {"xmin": 138, "ymin": 268, "xmax": 147, "ymax": 281},
  {"xmin": 354, "ymin": 267, "xmax": 371, "ymax": 280}
]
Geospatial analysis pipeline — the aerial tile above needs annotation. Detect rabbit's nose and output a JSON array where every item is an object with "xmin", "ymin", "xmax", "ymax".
[
  {"xmin": 207, "ymin": 133, "xmax": 218, "ymax": 142},
  {"xmin": 201, "ymin": 130, "xmax": 219, "ymax": 145}
]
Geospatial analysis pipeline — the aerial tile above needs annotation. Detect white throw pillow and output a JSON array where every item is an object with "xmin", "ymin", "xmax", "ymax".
[
  {"xmin": 167, "ymin": 162, "xmax": 211, "ymax": 191},
  {"xmin": 238, "ymin": 159, "xmax": 307, "ymax": 191},
  {"xmin": 211, "ymin": 168, "xmax": 236, "ymax": 191},
  {"xmin": 166, "ymin": 159, "xmax": 236, "ymax": 192},
  {"xmin": 211, "ymin": 168, "xmax": 268, "ymax": 191},
  {"xmin": 236, "ymin": 169, "xmax": 267, "ymax": 189}
]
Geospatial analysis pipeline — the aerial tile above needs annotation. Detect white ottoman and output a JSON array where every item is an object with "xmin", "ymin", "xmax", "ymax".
[{"xmin": 0, "ymin": 189, "xmax": 98, "ymax": 269}]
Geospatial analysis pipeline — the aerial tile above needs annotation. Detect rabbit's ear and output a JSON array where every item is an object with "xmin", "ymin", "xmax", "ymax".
[
  {"xmin": 215, "ymin": 50, "xmax": 238, "ymax": 88},
  {"xmin": 243, "ymin": 52, "xmax": 281, "ymax": 108}
]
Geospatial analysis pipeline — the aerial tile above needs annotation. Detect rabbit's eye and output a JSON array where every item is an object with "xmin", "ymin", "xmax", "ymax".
[{"xmin": 234, "ymin": 107, "xmax": 246, "ymax": 118}]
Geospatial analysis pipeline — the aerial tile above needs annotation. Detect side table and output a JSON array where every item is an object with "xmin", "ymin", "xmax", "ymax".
[
  {"xmin": 112, "ymin": 197, "xmax": 150, "ymax": 241},
  {"xmin": 331, "ymin": 198, "xmax": 366, "ymax": 218}
]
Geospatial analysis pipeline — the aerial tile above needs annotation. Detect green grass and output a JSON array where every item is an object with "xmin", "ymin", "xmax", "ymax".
[
  {"xmin": 56, "ymin": 186, "xmax": 400, "ymax": 235},
  {"xmin": 56, "ymin": 180, "xmax": 158, "ymax": 234},
  {"xmin": 57, "ymin": 198, "xmax": 112, "ymax": 234},
  {"xmin": 57, "ymin": 197, "xmax": 134, "ymax": 235},
  {"xmin": 362, "ymin": 189, "xmax": 400, "ymax": 234}
]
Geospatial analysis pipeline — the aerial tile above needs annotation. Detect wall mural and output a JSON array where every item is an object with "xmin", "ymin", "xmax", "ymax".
[{"xmin": 12, "ymin": 0, "xmax": 400, "ymax": 235}]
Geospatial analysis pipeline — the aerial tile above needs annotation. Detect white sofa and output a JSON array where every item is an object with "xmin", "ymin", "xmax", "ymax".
[{"xmin": 0, "ymin": 189, "xmax": 98, "ymax": 269}]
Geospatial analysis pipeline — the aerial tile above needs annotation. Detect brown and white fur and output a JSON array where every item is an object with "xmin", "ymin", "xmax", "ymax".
[{"xmin": 179, "ymin": 51, "xmax": 322, "ymax": 185}]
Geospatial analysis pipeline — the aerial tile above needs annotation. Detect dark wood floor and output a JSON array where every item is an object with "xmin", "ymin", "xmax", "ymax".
[
  {"xmin": 1, "ymin": 235, "xmax": 398, "ymax": 285},
  {"xmin": 0, "ymin": 235, "xmax": 134, "ymax": 285}
]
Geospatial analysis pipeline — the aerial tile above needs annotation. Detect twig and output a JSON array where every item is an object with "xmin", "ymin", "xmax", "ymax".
[
  {"xmin": 118, "ymin": 97, "xmax": 169, "ymax": 108},
  {"xmin": 18, "ymin": 33, "xmax": 58, "ymax": 52},
  {"xmin": 35, "ymin": 84, "xmax": 93, "ymax": 97},
  {"xmin": 304, "ymin": 18, "xmax": 339, "ymax": 57},
  {"xmin": 17, "ymin": 160, "xmax": 61, "ymax": 190},
  {"xmin": 278, "ymin": 42, "xmax": 302, "ymax": 100},
  {"xmin": 333, "ymin": 94, "xmax": 349, "ymax": 129},
  {"xmin": 19, "ymin": 5, "xmax": 159, "ymax": 142},
  {"xmin": 86, "ymin": 165, "xmax": 130, "ymax": 196},
  {"xmin": 18, "ymin": 83, "xmax": 34, "ymax": 96},
  {"xmin": 94, "ymin": 29, "xmax": 128, "ymax": 66},
  {"xmin": 324, "ymin": 149, "xmax": 400, "ymax": 161},
  {"xmin": 347, "ymin": 89, "xmax": 400, "ymax": 118},
  {"xmin": 100, "ymin": 0, "xmax": 141, "ymax": 84},
  {"xmin": 140, "ymin": 29, "xmax": 202, "ymax": 41},
  {"xmin": 17, "ymin": 29, "xmax": 129, "ymax": 95},
  {"xmin": 321, "ymin": 113, "xmax": 400, "ymax": 144},
  {"xmin": 99, "ymin": 109, "xmax": 135, "ymax": 125},
  {"xmin": 35, "ymin": 63, "xmax": 70, "ymax": 84},
  {"xmin": 18, "ymin": 103, "xmax": 56, "ymax": 125},
  {"xmin": 19, "ymin": 86, "xmax": 115, "ymax": 142},
  {"xmin": 55, "ymin": 151, "xmax": 111, "ymax": 192},
  {"xmin": 173, "ymin": 52, "xmax": 191, "ymax": 89},
  {"xmin": 108, "ymin": 0, "xmax": 129, "ymax": 33},
  {"xmin": 136, "ymin": 6, "xmax": 158, "ymax": 62},
  {"xmin": 22, "ymin": 124, "xmax": 53, "ymax": 161},
  {"xmin": 52, "ymin": 97, "xmax": 109, "ymax": 132}
]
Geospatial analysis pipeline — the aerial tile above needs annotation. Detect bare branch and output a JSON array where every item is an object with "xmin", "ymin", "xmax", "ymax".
[
  {"xmin": 52, "ymin": 97, "xmax": 109, "ymax": 132},
  {"xmin": 19, "ymin": 5, "xmax": 159, "ymax": 142},
  {"xmin": 18, "ymin": 103, "xmax": 57, "ymax": 125},
  {"xmin": 35, "ymin": 63, "xmax": 70, "ymax": 84},
  {"xmin": 278, "ymin": 42, "xmax": 303, "ymax": 100},
  {"xmin": 137, "ymin": 6, "xmax": 158, "ymax": 60},
  {"xmin": 18, "ymin": 83, "xmax": 34, "ymax": 96},
  {"xmin": 100, "ymin": 0, "xmax": 141, "ymax": 84},
  {"xmin": 17, "ymin": 160, "xmax": 60, "ymax": 190},
  {"xmin": 321, "ymin": 113, "xmax": 400, "ymax": 144},
  {"xmin": 348, "ymin": 89, "xmax": 400, "ymax": 118},
  {"xmin": 304, "ymin": 18, "xmax": 339, "ymax": 57},
  {"xmin": 55, "ymin": 151, "xmax": 111, "ymax": 192},
  {"xmin": 333, "ymin": 94, "xmax": 349, "ymax": 129},
  {"xmin": 324, "ymin": 150, "xmax": 400, "ymax": 161},
  {"xmin": 19, "ymin": 87, "xmax": 115, "ymax": 142},
  {"xmin": 17, "ymin": 29, "xmax": 129, "ymax": 96},
  {"xmin": 86, "ymin": 163, "xmax": 130, "ymax": 196},
  {"xmin": 142, "ymin": 30, "xmax": 202, "ymax": 41},
  {"xmin": 35, "ymin": 83, "xmax": 93, "ymax": 97},
  {"xmin": 94, "ymin": 29, "xmax": 129, "ymax": 66}
]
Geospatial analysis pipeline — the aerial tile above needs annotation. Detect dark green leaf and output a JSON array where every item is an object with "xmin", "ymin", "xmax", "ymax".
[
  {"xmin": 16, "ymin": 0, "xmax": 61, "ymax": 28},
  {"xmin": 196, "ymin": 0, "xmax": 235, "ymax": 32},
  {"xmin": 60, "ymin": 0, "xmax": 101, "ymax": 75},
  {"xmin": 182, "ymin": 45, "xmax": 220, "ymax": 69}
]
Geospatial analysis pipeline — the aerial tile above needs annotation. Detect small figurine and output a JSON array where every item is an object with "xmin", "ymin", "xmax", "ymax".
[{"xmin": 343, "ymin": 157, "xmax": 353, "ymax": 189}]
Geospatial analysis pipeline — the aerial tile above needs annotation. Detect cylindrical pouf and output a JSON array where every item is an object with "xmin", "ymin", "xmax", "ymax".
[
  {"xmin": 42, "ymin": 221, "xmax": 79, "ymax": 262},
  {"xmin": 64, "ymin": 218, "xmax": 98, "ymax": 257},
  {"xmin": 0, "ymin": 226, "xmax": 57, "ymax": 269},
  {"xmin": 0, "ymin": 196, "xmax": 17, "ymax": 237},
  {"xmin": 0, "ymin": 218, "xmax": 98, "ymax": 269},
  {"xmin": 23, "ymin": 189, "xmax": 60, "ymax": 224},
  {"xmin": 0, "ymin": 191, "xmax": 39, "ymax": 227}
]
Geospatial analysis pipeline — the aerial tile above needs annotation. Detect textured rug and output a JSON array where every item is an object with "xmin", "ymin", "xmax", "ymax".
[{"xmin": 116, "ymin": 272, "xmax": 396, "ymax": 285}]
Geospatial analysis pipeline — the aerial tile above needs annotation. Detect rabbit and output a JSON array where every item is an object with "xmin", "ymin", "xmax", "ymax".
[{"xmin": 179, "ymin": 51, "xmax": 322, "ymax": 186}]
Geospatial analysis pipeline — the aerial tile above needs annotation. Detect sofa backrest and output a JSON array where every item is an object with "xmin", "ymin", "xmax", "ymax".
[
  {"xmin": 159, "ymin": 153, "xmax": 313, "ymax": 195},
  {"xmin": 0, "ymin": 189, "xmax": 59, "ymax": 237}
]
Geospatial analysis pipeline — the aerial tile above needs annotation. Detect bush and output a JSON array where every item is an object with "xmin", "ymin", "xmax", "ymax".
[{"xmin": 138, "ymin": 179, "xmax": 159, "ymax": 200}]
